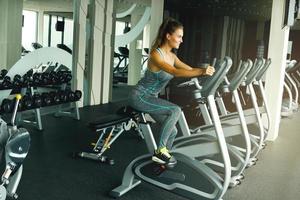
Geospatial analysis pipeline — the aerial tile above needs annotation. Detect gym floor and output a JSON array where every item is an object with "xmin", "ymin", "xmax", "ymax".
[{"xmin": 15, "ymin": 100, "xmax": 300, "ymax": 200}]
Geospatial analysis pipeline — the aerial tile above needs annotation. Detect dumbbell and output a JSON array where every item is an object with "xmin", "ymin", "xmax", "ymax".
[
  {"xmin": 1, "ymin": 98, "xmax": 13, "ymax": 113},
  {"xmin": 22, "ymin": 95, "xmax": 34, "ymax": 110},
  {"xmin": 32, "ymin": 94, "xmax": 42, "ymax": 108},
  {"xmin": 74, "ymin": 90, "xmax": 82, "ymax": 101},
  {"xmin": 32, "ymin": 73, "xmax": 43, "ymax": 86},
  {"xmin": 25, "ymin": 69, "xmax": 33, "ymax": 77},
  {"xmin": 41, "ymin": 72, "xmax": 51, "ymax": 85},
  {"xmin": 49, "ymin": 71, "xmax": 58, "ymax": 85},
  {"xmin": 57, "ymin": 90, "xmax": 68, "ymax": 103},
  {"xmin": 0, "ymin": 97, "xmax": 23, "ymax": 113},
  {"xmin": 65, "ymin": 90, "xmax": 75, "ymax": 102},
  {"xmin": 0, "ymin": 69, "xmax": 8, "ymax": 79},
  {"xmin": 57, "ymin": 71, "xmax": 72, "ymax": 83},
  {"xmin": 0, "ymin": 76, "xmax": 12, "ymax": 89},
  {"xmin": 56, "ymin": 71, "xmax": 66, "ymax": 84},
  {"xmin": 22, "ymin": 73, "xmax": 32, "ymax": 87},
  {"xmin": 41, "ymin": 92, "xmax": 52, "ymax": 107},
  {"xmin": 12, "ymin": 74, "xmax": 22, "ymax": 88},
  {"xmin": 49, "ymin": 91, "xmax": 61, "ymax": 104},
  {"xmin": 63, "ymin": 71, "xmax": 72, "ymax": 83},
  {"xmin": 33, "ymin": 72, "xmax": 51, "ymax": 86}
]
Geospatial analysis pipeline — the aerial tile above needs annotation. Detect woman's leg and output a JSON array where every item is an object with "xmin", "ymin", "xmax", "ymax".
[
  {"xmin": 129, "ymin": 92, "xmax": 181, "ymax": 164},
  {"xmin": 129, "ymin": 91, "xmax": 181, "ymax": 164},
  {"xmin": 138, "ymin": 96, "xmax": 181, "ymax": 147},
  {"xmin": 151, "ymin": 114, "xmax": 178, "ymax": 150}
]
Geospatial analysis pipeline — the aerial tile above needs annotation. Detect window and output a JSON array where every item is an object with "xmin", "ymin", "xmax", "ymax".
[
  {"xmin": 22, "ymin": 10, "xmax": 38, "ymax": 51},
  {"xmin": 64, "ymin": 18, "xmax": 74, "ymax": 49},
  {"xmin": 43, "ymin": 14, "xmax": 74, "ymax": 49},
  {"xmin": 43, "ymin": 15, "xmax": 49, "ymax": 47}
]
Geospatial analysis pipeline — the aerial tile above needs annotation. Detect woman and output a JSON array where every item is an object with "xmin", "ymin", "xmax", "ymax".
[{"xmin": 129, "ymin": 17, "xmax": 215, "ymax": 165}]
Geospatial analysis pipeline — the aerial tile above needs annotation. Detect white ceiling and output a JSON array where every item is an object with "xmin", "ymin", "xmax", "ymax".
[{"xmin": 165, "ymin": 0, "xmax": 273, "ymax": 20}]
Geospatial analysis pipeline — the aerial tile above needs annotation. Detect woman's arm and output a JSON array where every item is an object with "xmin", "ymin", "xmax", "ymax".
[
  {"xmin": 173, "ymin": 54, "xmax": 215, "ymax": 76},
  {"xmin": 174, "ymin": 55, "xmax": 193, "ymax": 70},
  {"xmin": 149, "ymin": 50, "xmax": 205, "ymax": 78}
]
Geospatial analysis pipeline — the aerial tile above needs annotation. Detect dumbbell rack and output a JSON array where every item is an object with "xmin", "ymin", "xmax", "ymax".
[
  {"xmin": 0, "ymin": 47, "xmax": 81, "ymax": 130},
  {"xmin": 0, "ymin": 68, "xmax": 81, "ymax": 131},
  {"xmin": 17, "ymin": 84, "xmax": 80, "ymax": 131}
]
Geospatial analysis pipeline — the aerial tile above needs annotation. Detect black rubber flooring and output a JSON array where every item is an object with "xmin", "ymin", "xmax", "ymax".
[{"xmin": 16, "ymin": 101, "xmax": 188, "ymax": 200}]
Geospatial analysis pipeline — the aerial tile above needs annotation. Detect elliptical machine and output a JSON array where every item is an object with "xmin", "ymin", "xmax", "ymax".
[{"xmin": 0, "ymin": 94, "xmax": 31, "ymax": 200}]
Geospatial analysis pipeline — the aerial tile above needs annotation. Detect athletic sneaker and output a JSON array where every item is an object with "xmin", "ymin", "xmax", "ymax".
[{"xmin": 152, "ymin": 147, "xmax": 177, "ymax": 165}]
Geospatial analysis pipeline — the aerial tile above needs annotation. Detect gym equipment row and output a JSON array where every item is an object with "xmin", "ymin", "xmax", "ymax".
[
  {"xmin": 0, "ymin": 90, "xmax": 82, "ymax": 114},
  {"xmin": 12, "ymin": 84, "xmax": 81, "ymax": 131},
  {"xmin": 71, "ymin": 56, "xmax": 271, "ymax": 200},
  {"xmin": 0, "ymin": 63, "xmax": 79, "ymax": 131},
  {"xmin": 0, "ymin": 44, "xmax": 80, "ymax": 134},
  {"xmin": 281, "ymin": 60, "xmax": 300, "ymax": 117},
  {"xmin": 110, "ymin": 57, "xmax": 234, "ymax": 199},
  {"xmin": 0, "ymin": 94, "xmax": 31, "ymax": 200},
  {"xmin": 0, "ymin": 70, "xmax": 72, "ymax": 90},
  {"xmin": 109, "ymin": 57, "xmax": 272, "ymax": 200},
  {"xmin": 63, "ymin": 53, "xmax": 272, "ymax": 200}
]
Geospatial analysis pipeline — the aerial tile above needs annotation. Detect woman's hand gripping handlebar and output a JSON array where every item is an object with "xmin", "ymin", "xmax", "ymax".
[{"xmin": 177, "ymin": 58, "xmax": 216, "ymax": 89}]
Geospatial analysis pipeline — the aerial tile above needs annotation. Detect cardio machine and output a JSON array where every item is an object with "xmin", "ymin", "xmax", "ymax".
[
  {"xmin": 111, "ymin": 57, "xmax": 233, "ymax": 200},
  {"xmin": 176, "ymin": 59, "xmax": 253, "ymax": 187},
  {"xmin": 216, "ymin": 58, "xmax": 272, "ymax": 163},
  {"xmin": 0, "ymin": 94, "xmax": 31, "ymax": 200},
  {"xmin": 282, "ymin": 60, "xmax": 299, "ymax": 116}
]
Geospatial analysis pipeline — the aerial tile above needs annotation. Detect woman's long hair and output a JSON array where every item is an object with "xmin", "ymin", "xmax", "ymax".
[{"xmin": 151, "ymin": 17, "xmax": 183, "ymax": 51}]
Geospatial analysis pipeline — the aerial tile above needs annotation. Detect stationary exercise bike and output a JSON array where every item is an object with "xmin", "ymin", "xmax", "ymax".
[
  {"xmin": 111, "ymin": 57, "xmax": 233, "ymax": 200},
  {"xmin": 0, "ymin": 94, "xmax": 31, "ymax": 200}
]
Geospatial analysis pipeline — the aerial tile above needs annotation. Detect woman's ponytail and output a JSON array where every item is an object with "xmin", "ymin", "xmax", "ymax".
[{"xmin": 151, "ymin": 17, "xmax": 183, "ymax": 51}]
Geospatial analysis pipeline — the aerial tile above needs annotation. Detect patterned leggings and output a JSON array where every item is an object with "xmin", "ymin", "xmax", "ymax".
[{"xmin": 129, "ymin": 89, "xmax": 181, "ymax": 150}]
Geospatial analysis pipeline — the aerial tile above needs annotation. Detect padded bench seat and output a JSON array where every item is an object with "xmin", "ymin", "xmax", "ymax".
[
  {"xmin": 76, "ymin": 106, "xmax": 142, "ymax": 164},
  {"xmin": 89, "ymin": 114, "xmax": 130, "ymax": 130}
]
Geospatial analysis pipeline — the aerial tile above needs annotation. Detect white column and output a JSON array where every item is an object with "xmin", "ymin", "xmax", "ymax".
[
  {"xmin": 128, "ymin": 12, "xmax": 143, "ymax": 86},
  {"xmin": 102, "ymin": 0, "xmax": 115, "ymax": 103},
  {"xmin": 143, "ymin": 23, "xmax": 150, "ymax": 49},
  {"xmin": 72, "ymin": 0, "xmax": 88, "ymax": 107},
  {"xmin": 0, "ymin": 0, "xmax": 23, "ymax": 69},
  {"xmin": 37, "ymin": 11, "xmax": 44, "ymax": 45},
  {"xmin": 88, "ymin": 0, "xmax": 115, "ymax": 105},
  {"xmin": 149, "ymin": 0, "xmax": 164, "ymax": 48},
  {"xmin": 264, "ymin": 0, "xmax": 290, "ymax": 140},
  {"xmin": 88, "ymin": 0, "xmax": 105, "ymax": 105}
]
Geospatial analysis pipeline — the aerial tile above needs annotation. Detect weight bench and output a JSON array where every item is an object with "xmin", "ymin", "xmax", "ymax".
[{"xmin": 74, "ymin": 106, "xmax": 143, "ymax": 165}]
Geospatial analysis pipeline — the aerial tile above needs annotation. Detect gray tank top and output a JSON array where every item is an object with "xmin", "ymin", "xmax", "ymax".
[{"xmin": 134, "ymin": 48, "xmax": 174, "ymax": 96}]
